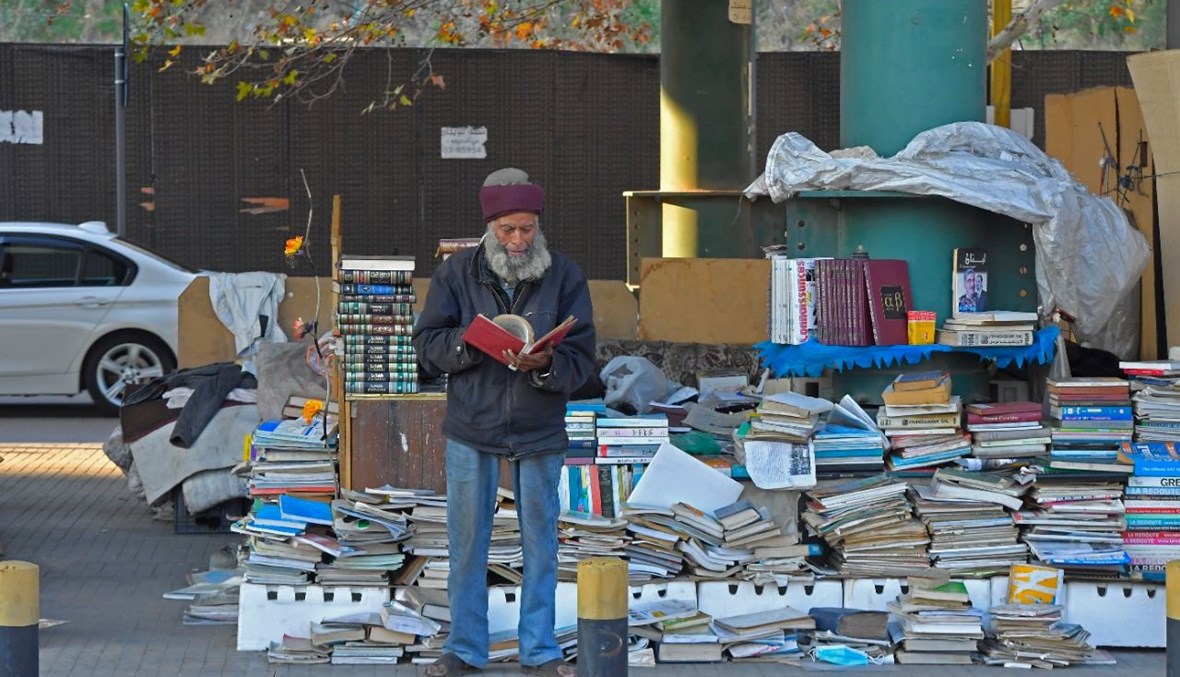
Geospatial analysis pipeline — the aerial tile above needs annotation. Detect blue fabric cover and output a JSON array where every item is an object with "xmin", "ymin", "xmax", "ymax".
[{"xmin": 757, "ymin": 326, "xmax": 1059, "ymax": 378}]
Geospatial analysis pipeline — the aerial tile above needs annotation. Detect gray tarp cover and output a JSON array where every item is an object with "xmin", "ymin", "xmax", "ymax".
[{"xmin": 745, "ymin": 122, "xmax": 1151, "ymax": 358}]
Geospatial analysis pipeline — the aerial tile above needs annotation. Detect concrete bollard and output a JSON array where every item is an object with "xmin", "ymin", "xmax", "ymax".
[
  {"xmin": 0, "ymin": 561, "xmax": 39, "ymax": 677},
  {"xmin": 576, "ymin": 558, "xmax": 628, "ymax": 677}
]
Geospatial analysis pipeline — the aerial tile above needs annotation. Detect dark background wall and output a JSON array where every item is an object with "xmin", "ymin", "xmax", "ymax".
[{"xmin": 0, "ymin": 46, "xmax": 1135, "ymax": 279}]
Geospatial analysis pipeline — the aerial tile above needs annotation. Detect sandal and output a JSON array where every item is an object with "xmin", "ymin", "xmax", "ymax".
[
  {"xmin": 523, "ymin": 658, "xmax": 576, "ymax": 677},
  {"xmin": 424, "ymin": 653, "xmax": 480, "ymax": 677}
]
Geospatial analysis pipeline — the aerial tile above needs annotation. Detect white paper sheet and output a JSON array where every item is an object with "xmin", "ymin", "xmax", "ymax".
[
  {"xmin": 742, "ymin": 441, "xmax": 816, "ymax": 490},
  {"xmin": 628, "ymin": 442, "xmax": 744, "ymax": 512}
]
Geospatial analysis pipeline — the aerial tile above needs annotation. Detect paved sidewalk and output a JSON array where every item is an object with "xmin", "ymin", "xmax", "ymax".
[{"xmin": 0, "ymin": 443, "xmax": 1165, "ymax": 676}]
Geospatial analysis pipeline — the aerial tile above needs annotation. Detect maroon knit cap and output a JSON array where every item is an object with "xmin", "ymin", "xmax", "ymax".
[{"xmin": 480, "ymin": 182, "xmax": 545, "ymax": 222}]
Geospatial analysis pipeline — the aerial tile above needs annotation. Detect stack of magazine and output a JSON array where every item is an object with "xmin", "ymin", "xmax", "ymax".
[{"xmin": 336, "ymin": 254, "xmax": 419, "ymax": 394}]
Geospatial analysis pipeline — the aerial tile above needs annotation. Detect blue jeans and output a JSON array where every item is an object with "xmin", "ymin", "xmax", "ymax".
[{"xmin": 443, "ymin": 438, "xmax": 564, "ymax": 668}]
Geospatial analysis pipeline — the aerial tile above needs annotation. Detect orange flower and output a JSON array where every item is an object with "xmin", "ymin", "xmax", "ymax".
[
  {"xmin": 284, "ymin": 235, "xmax": 304, "ymax": 257},
  {"xmin": 302, "ymin": 398, "xmax": 324, "ymax": 423}
]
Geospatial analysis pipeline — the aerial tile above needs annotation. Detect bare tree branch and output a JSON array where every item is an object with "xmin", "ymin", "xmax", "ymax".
[{"xmin": 987, "ymin": 0, "xmax": 1068, "ymax": 62}]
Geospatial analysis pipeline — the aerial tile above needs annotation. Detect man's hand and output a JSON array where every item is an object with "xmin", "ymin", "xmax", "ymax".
[{"xmin": 503, "ymin": 346, "xmax": 553, "ymax": 373}]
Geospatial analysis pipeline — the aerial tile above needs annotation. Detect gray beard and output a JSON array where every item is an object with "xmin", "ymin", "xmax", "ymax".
[{"xmin": 484, "ymin": 225, "xmax": 552, "ymax": 285}]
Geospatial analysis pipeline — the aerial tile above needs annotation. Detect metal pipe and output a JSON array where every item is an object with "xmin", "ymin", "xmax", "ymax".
[
  {"xmin": 659, "ymin": 0, "xmax": 752, "ymax": 258},
  {"xmin": 114, "ymin": 4, "xmax": 130, "ymax": 237},
  {"xmin": 991, "ymin": 0, "xmax": 1013, "ymax": 128}
]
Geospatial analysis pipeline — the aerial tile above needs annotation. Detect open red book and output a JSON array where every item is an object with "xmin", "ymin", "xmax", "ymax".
[{"xmin": 462, "ymin": 313, "xmax": 578, "ymax": 367}]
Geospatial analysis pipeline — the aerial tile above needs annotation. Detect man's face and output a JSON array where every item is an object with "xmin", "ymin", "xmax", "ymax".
[
  {"xmin": 965, "ymin": 271, "xmax": 977, "ymax": 295},
  {"xmin": 491, "ymin": 212, "xmax": 538, "ymax": 257}
]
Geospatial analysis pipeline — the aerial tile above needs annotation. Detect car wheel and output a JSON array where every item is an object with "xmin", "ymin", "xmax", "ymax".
[{"xmin": 83, "ymin": 333, "xmax": 175, "ymax": 416}]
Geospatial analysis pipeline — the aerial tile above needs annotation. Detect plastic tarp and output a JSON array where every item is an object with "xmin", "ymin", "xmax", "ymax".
[{"xmin": 745, "ymin": 122, "xmax": 1151, "ymax": 358}]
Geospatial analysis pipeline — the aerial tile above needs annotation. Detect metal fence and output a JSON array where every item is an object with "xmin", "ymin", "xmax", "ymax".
[{"xmin": 0, "ymin": 45, "xmax": 1135, "ymax": 279}]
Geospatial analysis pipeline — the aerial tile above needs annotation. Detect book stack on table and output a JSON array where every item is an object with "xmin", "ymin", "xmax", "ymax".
[
  {"xmin": 1046, "ymin": 377, "xmax": 1134, "ymax": 473},
  {"xmin": 1115, "ymin": 442, "xmax": 1180, "ymax": 580},
  {"xmin": 336, "ymin": 255, "xmax": 419, "ymax": 395},
  {"xmin": 936, "ymin": 311, "xmax": 1037, "ymax": 347},
  {"xmin": 802, "ymin": 475, "xmax": 929, "ymax": 577},
  {"xmin": 889, "ymin": 580, "xmax": 983, "ymax": 665},
  {"xmin": 965, "ymin": 401, "xmax": 1049, "ymax": 460},
  {"xmin": 1119, "ymin": 359, "xmax": 1180, "ymax": 441},
  {"xmin": 879, "ymin": 371, "xmax": 970, "ymax": 472}
]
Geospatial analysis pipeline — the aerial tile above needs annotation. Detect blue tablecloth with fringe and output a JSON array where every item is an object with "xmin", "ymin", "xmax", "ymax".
[{"xmin": 756, "ymin": 326, "xmax": 1059, "ymax": 378}]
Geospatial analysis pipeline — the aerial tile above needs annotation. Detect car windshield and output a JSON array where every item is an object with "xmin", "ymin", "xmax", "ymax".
[{"xmin": 113, "ymin": 237, "xmax": 197, "ymax": 273}]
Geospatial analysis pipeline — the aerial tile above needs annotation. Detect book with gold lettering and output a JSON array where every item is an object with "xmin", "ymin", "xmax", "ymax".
[{"xmin": 864, "ymin": 259, "xmax": 912, "ymax": 346}]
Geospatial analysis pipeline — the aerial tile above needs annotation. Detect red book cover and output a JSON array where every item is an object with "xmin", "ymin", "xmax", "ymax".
[
  {"xmin": 864, "ymin": 259, "xmax": 912, "ymax": 346},
  {"xmin": 461, "ymin": 313, "xmax": 577, "ymax": 366},
  {"xmin": 966, "ymin": 402, "xmax": 1042, "ymax": 424},
  {"xmin": 588, "ymin": 467, "xmax": 603, "ymax": 515}
]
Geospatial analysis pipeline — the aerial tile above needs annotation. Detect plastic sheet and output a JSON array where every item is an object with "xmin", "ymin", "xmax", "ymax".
[{"xmin": 746, "ymin": 122, "xmax": 1150, "ymax": 358}]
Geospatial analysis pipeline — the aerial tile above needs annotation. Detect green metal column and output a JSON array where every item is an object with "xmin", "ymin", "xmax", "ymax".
[
  {"xmin": 835, "ymin": 0, "xmax": 996, "ymax": 323},
  {"xmin": 660, "ymin": 0, "xmax": 752, "ymax": 258},
  {"xmin": 841, "ymin": 0, "xmax": 987, "ymax": 155}
]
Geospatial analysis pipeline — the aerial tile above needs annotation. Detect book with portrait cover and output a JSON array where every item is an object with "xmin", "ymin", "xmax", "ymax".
[
  {"xmin": 952, "ymin": 248, "xmax": 988, "ymax": 317},
  {"xmin": 462, "ymin": 313, "xmax": 577, "ymax": 367}
]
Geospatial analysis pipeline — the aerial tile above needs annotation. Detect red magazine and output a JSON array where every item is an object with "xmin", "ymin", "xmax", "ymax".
[{"xmin": 462, "ymin": 313, "xmax": 577, "ymax": 367}]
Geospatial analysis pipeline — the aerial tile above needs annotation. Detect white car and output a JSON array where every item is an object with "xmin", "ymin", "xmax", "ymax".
[{"xmin": 0, "ymin": 221, "xmax": 198, "ymax": 415}]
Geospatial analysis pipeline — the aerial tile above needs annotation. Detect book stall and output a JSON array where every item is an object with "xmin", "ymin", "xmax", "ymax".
[
  {"xmin": 151, "ymin": 192, "xmax": 1172, "ymax": 669},
  {"xmin": 152, "ymin": 78, "xmax": 1164, "ymax": 666}
]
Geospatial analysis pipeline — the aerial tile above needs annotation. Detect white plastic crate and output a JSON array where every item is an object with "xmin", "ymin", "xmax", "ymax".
[
  {"xmin": 1061, "ymin": 581, "xmax": 1165, "ymax": 648},
  {"xmin": 697, "ymin": 579, "xmax": 843, "ymax": 617},
  {"xmin": 237, "ymin": 583, "xmax": 391, "ymax": 651},
  {"xmin": 842, "ymin": 578, "xmax": 992, "ymax": 611},
  {"xmin": 488, "ymin": 579, "xmax": 698, "ymax": 634}
]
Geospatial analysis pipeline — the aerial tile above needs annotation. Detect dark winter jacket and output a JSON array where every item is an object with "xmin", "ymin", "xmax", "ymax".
[{"xmin": 412, "ymin": 243, "xmax": 597, "ymax": 458}]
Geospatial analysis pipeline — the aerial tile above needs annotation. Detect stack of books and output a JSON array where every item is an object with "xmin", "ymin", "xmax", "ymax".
[
  {"xmin": 912, "ymin": 478, "xmax": 1026, "ymax": 577},
  {"xmin": 803, "ymin": 608, "xmax": 893, "ymax": 663},
  {"xmin": 337, "ymin": 254, "xmax": 419, "ymax": 395},
  {"xmin": 1014, "ymin": 468, "xmax": 1129, "ymax": 574},
  {"xmin": 1116, "ymin": 442, "xmax": 1180, "ymax": 581},
  {"xmin": 709, "ymin": 607, "xmax": 814, "ymax": 662},
  {"xmin": 618, "ymin": 505, "xmax": 686, "ymax": 582},
  {"xmin": 965, "ymin": 401, "xmax": 1049, "ymax": 459},
  {"xmin": 248, "ymin": 416, "xmax": 339, "ymax": 498},
  {"xmin": 638, "ymin": 610, "xmax": 722, "ymax": 664},
  {"xmin": 381, "ymin": 597, "xmax": 447, "ymax": 665},
  {"xmin": 556, "ymin": 511, "xmax": 629, "ymax": 581},
  {"xmin": 766, "ymin": 254, "xmax": 824, "ymax": 345},
  {"xmin": 937, "ymin": 311, "xmax": 1037, "ymax": 347},
  {"xmin": 879, "ymin": 372, "xmax": 970, "ymax": 472},
  {"xmin": 669, "ymin": 502, "xmax": 749, "ymax": 581},
  {"xmin": 1120, "ymin": 359, "xmax": 1180, "ymax": 441},
  {"xmin": 564, "ymin": 402, "xmax": 602, "ymax": 464},
  {"xmin": 889, "ymin": 580, "xmax": 983, "ymax": 665},
  {"xmin": 746, "ymin": 392, "xmax": 830, "ymax": 443},
  {"xmin": 979, "ymin": 605, "xmax": 1095, "ymax": 668},
  {"xmin": 715, "ymin": 499, "xmax": 814, "ymax": 585},
  {"xmin": 596, "ymin": 414, "xmax": 668, "ymax": 465},
  {"xmin": 1046, "ymin": 377, "xmax": 1134, "ymax": 472},
  {"xmin": 802, "ymin": 475, "xmax": 929, "ymax": 576},
  {"xmin": 811, "ymin": 424, "xmax": 887, "ymax": 477}
]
